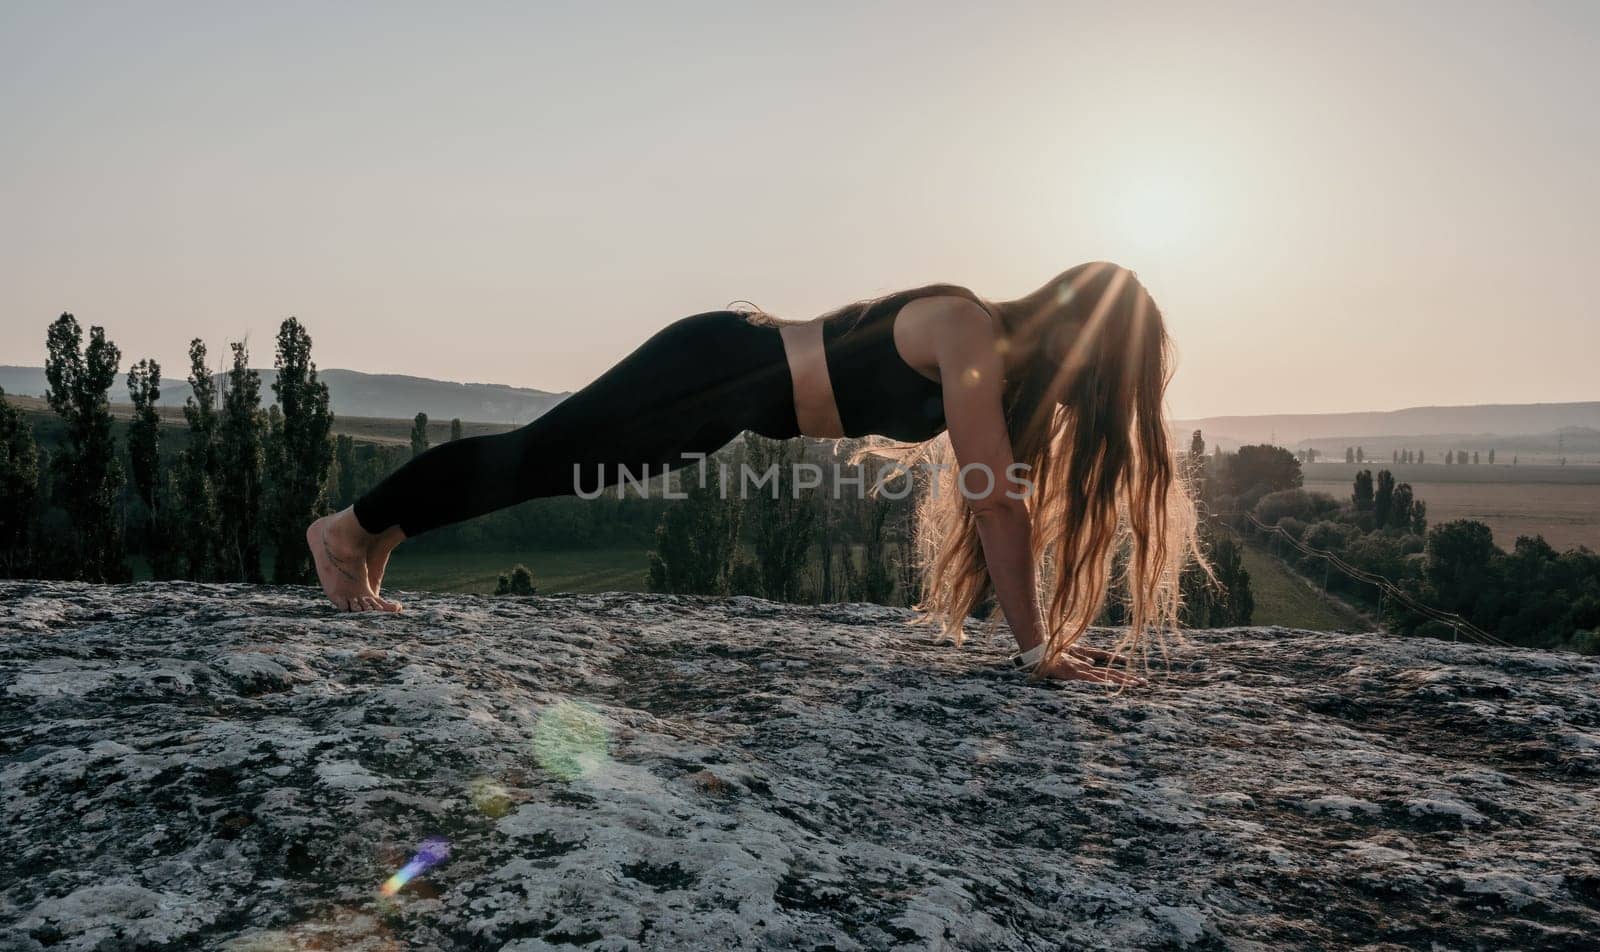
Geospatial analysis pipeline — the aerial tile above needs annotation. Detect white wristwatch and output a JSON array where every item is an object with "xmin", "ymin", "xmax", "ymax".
[{"xmin": 1010, "ymin": 643, "xmax": 1046, "ymax": 672}]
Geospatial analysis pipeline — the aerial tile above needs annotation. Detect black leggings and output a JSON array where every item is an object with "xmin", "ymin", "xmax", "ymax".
[{"xmin": 352, "ymin": 310, "xmax": 801, "ymax": 536}]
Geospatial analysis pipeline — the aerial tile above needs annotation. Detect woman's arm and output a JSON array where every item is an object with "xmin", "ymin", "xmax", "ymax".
[{"xmin": 927, "ymin": 298, "xmax": 1137, "ymax": 685}]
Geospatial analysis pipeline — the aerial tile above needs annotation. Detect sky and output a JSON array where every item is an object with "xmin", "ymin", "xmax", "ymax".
[{"xmin": 1, "ymin": 1, "xmax": 1595, "ymax": 419}]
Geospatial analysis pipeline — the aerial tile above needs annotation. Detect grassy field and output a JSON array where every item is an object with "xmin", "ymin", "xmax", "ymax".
[
  {"xmin": 379, "ymin": 538, "xmax": 1365, "ymax": 636},
  {"xmin": 1303, "ymin": 476, "xmax": 1600, "ymax": 552},
  {"xmin": 379, "ymin": 546, "xmax": 649, "ymax": 595},
  {"xmin": 1304, "ymin": 461, "xmax": 1600, "ymax": 485},
  {"xmin": 1236, "ymin": 543, "xmax": 1368, "ymax": 632},
  {"xmin": 6, "ymin": 393, "xmax": 513, "ymax": 448}
]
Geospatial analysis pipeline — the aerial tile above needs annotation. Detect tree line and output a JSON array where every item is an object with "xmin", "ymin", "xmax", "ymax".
[
  {"xmin": 643, "ymin": 435, "xmax": 916, "ymax": 606},
  {"xmin": 0, "ymin": 313, "xmax": 336, "ymax": 582},
  {"xmin": 1203, "ymin": 438, "xmax": 1599, "ymax": 653},
  {"xmin": 643, "ymin": 429, "xmax": 1257, "ymax": 628},
  {"xmin": 1329, "ymin": 445, "xmax": 1502, "ymax": 465},
  {"xmin": 0, "ymin": 330, "xmax": 1262, "ymax": 629}
]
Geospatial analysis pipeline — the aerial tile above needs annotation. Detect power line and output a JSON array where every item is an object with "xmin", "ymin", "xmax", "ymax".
[{"xmin": 1216, "ymin": 510, "xmax": 1514, "ymax": 649}]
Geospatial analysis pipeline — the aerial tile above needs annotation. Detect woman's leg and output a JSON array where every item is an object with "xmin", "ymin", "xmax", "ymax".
[
  {"xmin": 351, "ymin": 310, "xmax": 794, "ymax": 535},
  {"xmin": 310, "ymin": 310, "xmax": 796, "ymax": 610}
]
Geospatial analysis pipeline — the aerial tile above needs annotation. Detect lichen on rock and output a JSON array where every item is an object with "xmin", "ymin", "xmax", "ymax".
[{"xmin": 2, "ymin": 581, "xmax": 1598, "ymax": 950}]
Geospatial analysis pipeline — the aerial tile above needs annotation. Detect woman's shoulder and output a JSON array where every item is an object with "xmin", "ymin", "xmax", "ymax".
[
  {"xmin": 823, "ymin": 282, "xmax": 990, "ymax": 335},
  {"xmin": 893, "ymin": 287, "xmax": 1000, "ymax": 377},
  {"xmin": 896, "ymin": 282, "xmax": 984, "ymax": 306},
  {"xmin": 898, "ymin": 285, "xmax": 995, "ymax": 327}
]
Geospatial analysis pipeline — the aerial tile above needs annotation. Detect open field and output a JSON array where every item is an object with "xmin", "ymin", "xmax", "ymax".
[
  {"xmin": 1303, "ymin": 476, "xmax": 1600, "ymax": 552},
  {"xmin": 379, "ymin": 538, "xmax": 1361, "ymax": 634},
  {"xmin": 5, "ymin": 393, "xmax": 514, "ymax": 448},
  {"xmin": 379, "ymin": 546, "xmax": 649, "ymax": 595},
  {"xmin": 1304, "ymin": 461, "xmax": 1600, "ymax": 485},
  {"xmin": 1236, "ymin": 543, "xmax": 1367, "ymax": 632}
]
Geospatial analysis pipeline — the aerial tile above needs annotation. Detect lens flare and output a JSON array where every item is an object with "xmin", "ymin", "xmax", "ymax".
[
  {"xmin": 468, "ymin": 776, "xmax": 513, "ymax": 818},
  {"xmin": 378, "ymin": 836, "xmax": 451, "ymax": 897},
  {"xmin": 533, "ymin": 700, "xmax": 611, "ymax": 781}
]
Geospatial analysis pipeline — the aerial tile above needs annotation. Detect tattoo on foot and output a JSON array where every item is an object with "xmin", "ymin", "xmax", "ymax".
[{"xmin": 321, "ymin": 527, "xmax": 361, "ymax": 585}]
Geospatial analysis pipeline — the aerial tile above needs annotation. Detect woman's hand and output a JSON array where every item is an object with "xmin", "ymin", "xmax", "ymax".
[
  {"xmin": 1037, "ymin": 653, "xmax": 1145, "ymax": 687},
  {"xmin": 1064, "ymin": 644, "xmax": 1128, "ymax": 667}
]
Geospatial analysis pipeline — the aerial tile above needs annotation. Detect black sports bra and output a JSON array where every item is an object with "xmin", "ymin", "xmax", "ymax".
[{"xmin": 820, "ymin": 284, "xmax": 989, "ymax": 442}]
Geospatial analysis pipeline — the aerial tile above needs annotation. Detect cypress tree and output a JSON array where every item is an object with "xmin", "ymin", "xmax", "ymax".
[
  {"xmin": 0, "ymin": 387, "xmax": 41, "ymax": 576},
  {"xmin": 1179, "ymin": 528, "xmax": 1254, "ymax": 627},
  {"xmin": 268, "ymin": 318, "xmax": 334, "ymax": 584},
  {"xmin": 1391, "ymin": 482, "xmax": 1415, "ymax": 534},
  {"xmin": 176, "ymin": 342, "xmax": 225, "ymax": 582},
  {"xmin": 410, "ymin": 412, "xmax": 430, "ymax": 457},
  {"xmin": 43, "ymin": 313, "xmax": 127, "ymax": 581},
  {"xmin": 264, "ymin": 403, "xmax": 284, "ymax": 545},
  {"xmin": 1185, "ymin": 430, "xmax": 1208, "ymax": 499},
  {"xmin": 843, "ymin": 496, "xmax": 895, "ymax": 603},
  {"xmin": 1352, "ymin": 469, "xmax": 1374, "ymax": 512},
  {"xmin": 744, "ymin": 435, "xmax": 818, "ymax": 601},
  {"xmin": 126, "ymin": 359, "xmax": 162, "ymax": 555},
  {"xmin": 170, "ymin": 340, "xmax": 221, "ymax": 579},
  {"xmin": 216, "ymin": 341, "xmax": 265, "ymax": 581},
  {"xmin": 1374, "ymin": 469, "xmax": 1395, "ymax": 528},
  {"xmin": 647, "ymin": 477, "xmax": 742, "ymax": 595}
]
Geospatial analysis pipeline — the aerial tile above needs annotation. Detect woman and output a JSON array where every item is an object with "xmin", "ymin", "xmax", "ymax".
[{"xmin": 309, "ymin": 261, "xmax": 1205, "ymax": 685}]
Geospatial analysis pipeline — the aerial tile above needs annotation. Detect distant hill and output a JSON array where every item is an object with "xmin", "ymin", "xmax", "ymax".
[
  {"xmin": 5, "ymin": 363, "xmax": 1593, "ymax": 446},
  {"xmin": 0, "ymin": 365, "xmax": 567, "ymax": 425},
  {"xmin": 1173, "ymin": 402, "xmax": 1600, "ymax": 451}
]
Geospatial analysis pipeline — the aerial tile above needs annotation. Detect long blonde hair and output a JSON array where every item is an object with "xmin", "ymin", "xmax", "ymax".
[{"xmin": 861, "ymin": 262, "xmax": 1206, "ymax": 677}]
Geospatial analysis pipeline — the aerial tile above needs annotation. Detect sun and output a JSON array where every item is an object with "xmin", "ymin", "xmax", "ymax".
[{"xmin": 1109, "ymin": 174, "xmax": 1201, "ymax": 253}]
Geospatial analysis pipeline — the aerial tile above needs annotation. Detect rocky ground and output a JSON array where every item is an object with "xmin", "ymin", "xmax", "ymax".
[{"xmin": 1, "ymin": 581, "xmax": 1598, "ymax": 951}]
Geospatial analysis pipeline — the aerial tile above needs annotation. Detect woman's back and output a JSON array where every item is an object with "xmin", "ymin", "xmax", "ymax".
[{"xmin": 820, "ymin": 283, "xmax": 988, "ymax": 441}]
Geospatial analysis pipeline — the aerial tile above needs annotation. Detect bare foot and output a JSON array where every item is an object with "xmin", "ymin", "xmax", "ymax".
[
  {"xmin": 366, "ymin": 526, "xmax": 406, "ymax": 611},
  {"xmin": 307, "ymin": 509, "xmax": 398, "ymax": 612}
]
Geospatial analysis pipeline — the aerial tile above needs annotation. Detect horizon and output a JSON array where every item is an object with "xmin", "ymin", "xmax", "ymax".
[
  {"xmin": 2, "ymin": 2, "xmax": 1597, "ymax": 419},
  {"xmin": 7, "ymin": 359, "xmax": 1600, "ymax": 424}
]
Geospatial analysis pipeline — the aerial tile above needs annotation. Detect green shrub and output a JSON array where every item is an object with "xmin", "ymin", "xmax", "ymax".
[
  {"xmin": 1569, "ymin": 630, "xmax": 1600, "ymax": 656},
  {"xmin": 495, "ymin": 563, "xmax": 537, "ymax": 596}
]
